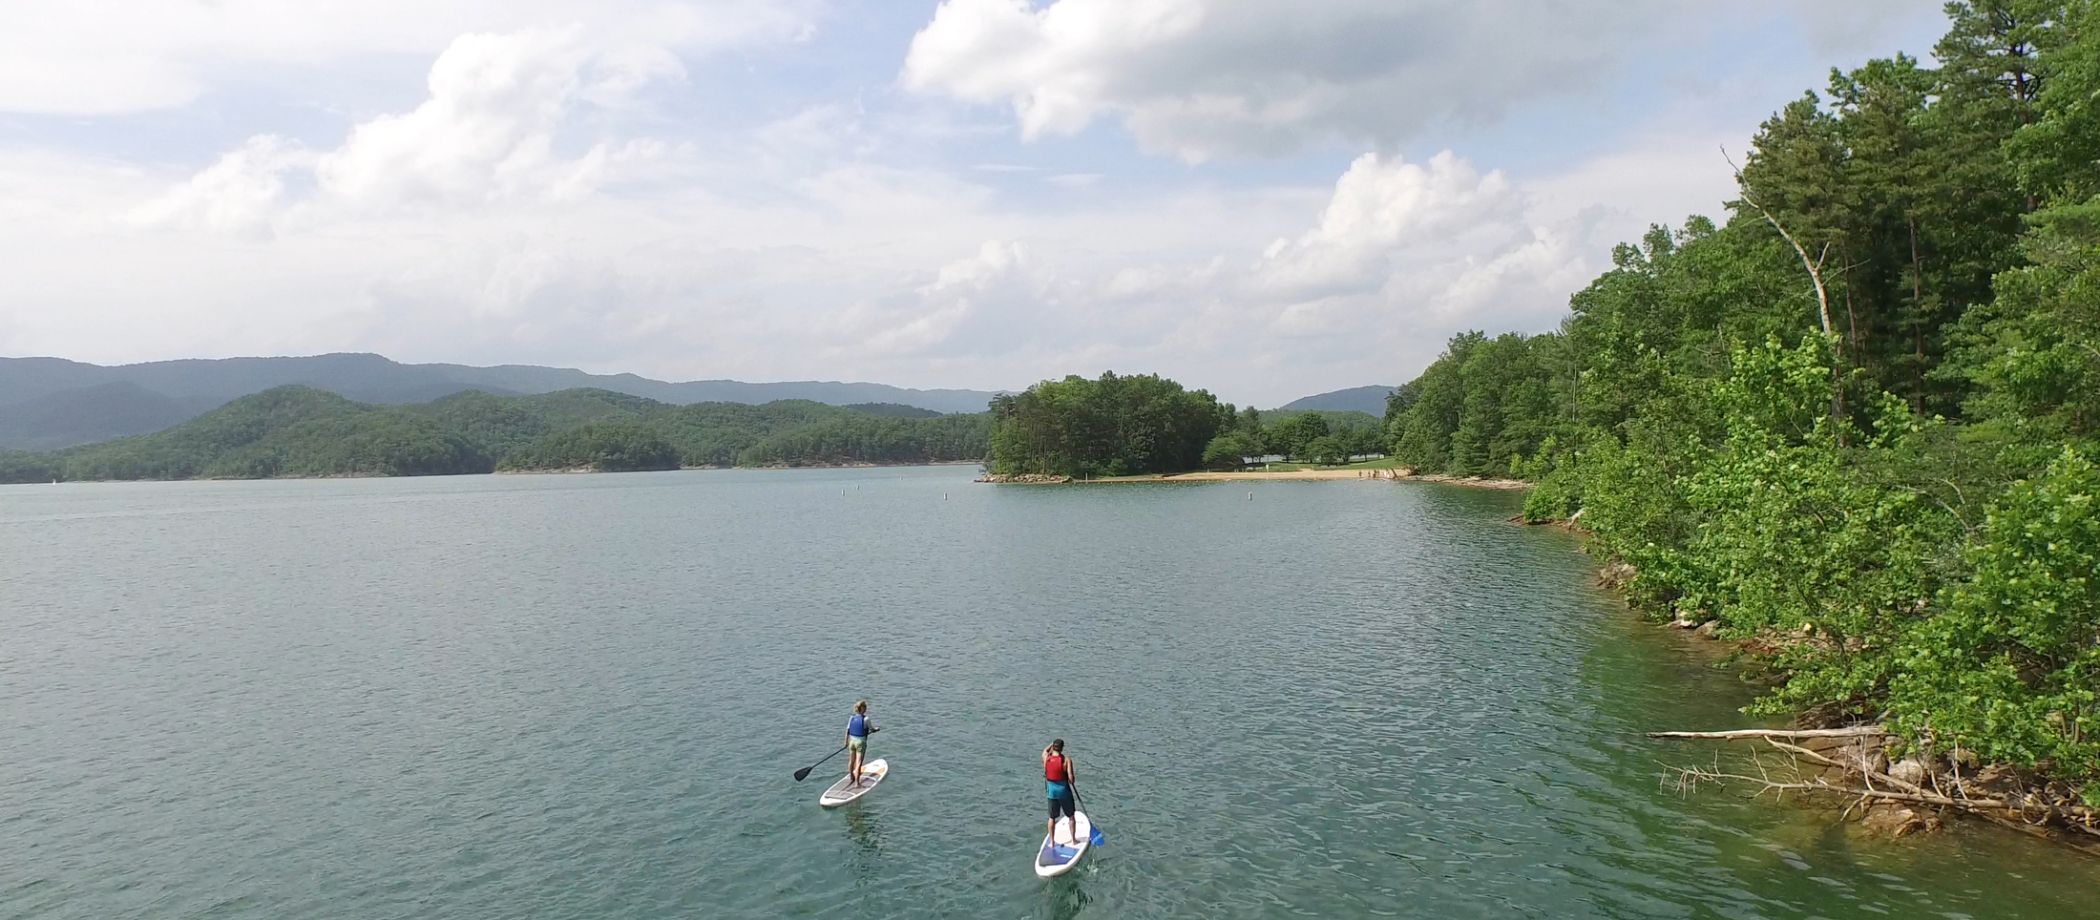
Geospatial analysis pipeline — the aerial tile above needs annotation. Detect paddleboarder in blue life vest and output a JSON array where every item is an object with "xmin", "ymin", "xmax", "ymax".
[
  {"xmin": 845, "ymin": 700, "xmax": 874, "ymax": 786},
  {"xmin": 1044, "ymin": 739, "xmax": 1077, "ymax": 840}
]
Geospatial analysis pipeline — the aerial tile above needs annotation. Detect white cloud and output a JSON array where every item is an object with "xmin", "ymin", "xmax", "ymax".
[
  {"xmin": 0, "ymin": 0, "xmax": 816, "ymax": 116},
  {"xmin": 901, "ymin": 0, "xmax": 1950, "ymax": 163},
  {"xmin": 126, "ymin": 136, "xmax": 312, "ymax": 236},
  {"xmin": 903, "ymin": 0, "xmax": 1671, "ymax": 161},
  {"xmin": 847, "ymin": 240, "xmax": 1042, "ymax": 356},
  {"xmin": 313, "ymin": 28, "xmax": 672, "ymax": 208},
  {"xmin": 131, "ymin": 29, "xmax": 681, "ymax": 231},
  {"xmin": 1255, "ymin": 152, "xmax": 1519, "ymax": 303}
]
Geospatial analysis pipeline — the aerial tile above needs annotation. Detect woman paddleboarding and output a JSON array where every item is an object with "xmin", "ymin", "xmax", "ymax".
[{"xmin": 844, "ymin": 700, "xmax": 874, "ymax": 787}]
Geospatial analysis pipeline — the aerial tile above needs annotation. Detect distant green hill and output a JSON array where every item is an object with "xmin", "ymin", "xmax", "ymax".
[
  {"xmin": 0, "ymin": 381, "xmax": 221, "ymax": 451},
  {"xmin": 0, "ymin": 353, "xmax": 1003, "ymax": 449},
  {"xmin": 1, "ymin": 386, "xmax": 991, "ymax": 482},
  {"xmin": 842, "ymin": 402, "xmax": 943, "ymax": 418},
  {"xmin": 1277, "ymin": 385, "xmax": 1395, "ymax": 415}
]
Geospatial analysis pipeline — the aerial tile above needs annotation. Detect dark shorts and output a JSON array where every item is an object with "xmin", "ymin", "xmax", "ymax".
[{"xmin": 1048, "ymin": 794, "xmax": 1075, "ymax": 821}]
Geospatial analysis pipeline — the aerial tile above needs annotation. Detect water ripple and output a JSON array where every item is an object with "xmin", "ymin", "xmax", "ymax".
[{"xmin": 4, "ymin": 471, "xmax": 2099, "ymax": 919}]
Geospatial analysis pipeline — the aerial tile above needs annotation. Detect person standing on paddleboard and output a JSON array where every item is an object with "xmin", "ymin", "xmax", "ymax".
[
  {"xmin": 1044, "ymin": 739, "xmax": 1077, "ymax": 841},
  {"xmin": 845, "ymin": 700, "xmax": 874, "ymax": 786}
]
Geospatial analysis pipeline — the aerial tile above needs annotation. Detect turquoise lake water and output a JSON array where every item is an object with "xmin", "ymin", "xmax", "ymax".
[{"xmin": 4, "ymin": 466, "xmax": 2097, "ymax": 918}]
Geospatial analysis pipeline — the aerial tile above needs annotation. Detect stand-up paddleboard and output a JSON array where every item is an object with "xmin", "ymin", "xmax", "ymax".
[
  {"xmin": 819, "ymin": 759, "xmax": 887, "ymax": 807},
  {"xmin": 1034, "ymin": 811, "xmax": 1091, "ymax": 877}
]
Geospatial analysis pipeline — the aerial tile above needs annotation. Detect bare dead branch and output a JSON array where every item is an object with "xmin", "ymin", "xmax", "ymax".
[
  {"xmin": 1722, "ymin": 146, "xmax": 1837, "ymax": 345},
  {"xmin": 1647, "ymin": 726, "xmax": 1887, "ymax": 741}
]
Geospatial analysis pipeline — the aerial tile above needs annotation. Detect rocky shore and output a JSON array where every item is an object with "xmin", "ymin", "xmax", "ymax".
[{"xmin": 1602, "ymin": 560, "xmax": 2100, "ymax": 854}]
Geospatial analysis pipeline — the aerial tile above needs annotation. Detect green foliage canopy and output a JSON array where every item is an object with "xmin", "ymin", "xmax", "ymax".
[
  {"xmin": 1385, "ymin": 2, "xmax": 2100, "ymax": 786},
  {"xmin": 988, "ymin": 372, "xmax": 1225, "ymax": 477}
]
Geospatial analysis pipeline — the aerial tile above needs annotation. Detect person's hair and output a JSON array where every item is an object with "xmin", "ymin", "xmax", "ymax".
[
  {"xmin": 854, "ymin": 700, "xmax": 868, "ymax": 714},
  {"xmin": 1048, "ymin": 739, "xmax": 1064, "ymax": 753}
]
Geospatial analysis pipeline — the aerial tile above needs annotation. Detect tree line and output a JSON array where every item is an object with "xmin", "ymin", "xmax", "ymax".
[
  {"xmin": 1387, "ymin": 2, "xmax": 2100, "ymax": 789},
  {"xmin": 984, "ymin": 372, "xmax": 1386, "ymax": 477},
  {"xmin": 1202, "ymin": 409, "xmax": 1384, "ymax": 469},
  {"xmin": 0, "ymin": 386, "xmax": 992, "ymax": 482}
]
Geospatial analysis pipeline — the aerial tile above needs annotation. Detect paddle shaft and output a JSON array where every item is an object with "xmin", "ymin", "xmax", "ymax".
[
  {"xmin": 794, "ymin": 727, "xmax": 877, "ymax": 781},
  {"xmin": 1064, "ymin": 770, "xmax": 1104, "ymax": 845}
]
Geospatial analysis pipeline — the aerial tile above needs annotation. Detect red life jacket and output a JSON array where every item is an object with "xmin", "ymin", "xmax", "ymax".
[{"xmin": 1044, "ymin": 753, "xmax": 1070, "ymax": 783}]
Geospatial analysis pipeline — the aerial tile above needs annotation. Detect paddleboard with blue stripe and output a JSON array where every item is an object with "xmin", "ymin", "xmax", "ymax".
[{"xmin": 1034, "ymin": 811, "xmax": 1091, "ymax": 878}]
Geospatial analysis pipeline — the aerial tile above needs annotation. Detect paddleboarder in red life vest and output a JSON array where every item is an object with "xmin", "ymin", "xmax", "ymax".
[
  {"xmin": 1044, "ymin": 739, "xmax": 1077, "ymax": 841},
  {"xmin": 845, "ymin": 700, "xmax": 874, "ymax": 787}
]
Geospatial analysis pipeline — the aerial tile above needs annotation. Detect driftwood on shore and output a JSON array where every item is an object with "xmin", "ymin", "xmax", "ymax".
[
  {"xmin": 1648, "ymin": 726, "xmax": 1888, "ymax": 741},
  {"xmin": 1653, "ymin": 724, "xmax": 2100, "ymax": 855}
]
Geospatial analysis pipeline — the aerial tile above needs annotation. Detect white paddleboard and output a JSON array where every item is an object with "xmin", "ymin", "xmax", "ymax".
[
  {"xmin": 1034, "ymin": 811, "xmax": 1091, "ymax": 878},
  {"xmin": 819, "ymin": 758, "xmax": 888, "ymax": 808}
]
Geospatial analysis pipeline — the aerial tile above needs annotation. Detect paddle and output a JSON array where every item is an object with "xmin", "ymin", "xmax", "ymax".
[
  {"xmin": 1067, "ymin": 775, "xmax": 1107, "ymax": 847},
  {"xmin": 793, "ymin": 727, "xmax": 878, "ymax": 782}
]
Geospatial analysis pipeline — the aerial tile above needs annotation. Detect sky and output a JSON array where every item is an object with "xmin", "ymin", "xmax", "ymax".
[{"xmin": 0, "ymin": 1, "xmax": 1952, "ymax": 407}]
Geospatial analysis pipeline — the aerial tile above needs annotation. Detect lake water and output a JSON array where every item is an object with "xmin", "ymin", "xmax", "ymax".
[{"xmin": 4, "ymin": 466, "xmax": 2097, "ymax": 919}]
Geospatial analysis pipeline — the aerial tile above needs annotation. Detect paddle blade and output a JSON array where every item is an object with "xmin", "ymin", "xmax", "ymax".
[
  {"xmin": 793, "ymin": 766, "xmax": 814, "ymax": 781},
  {"xmin": 1089, "ymin": 826, "xmax": 1106, "ymax": 847}
]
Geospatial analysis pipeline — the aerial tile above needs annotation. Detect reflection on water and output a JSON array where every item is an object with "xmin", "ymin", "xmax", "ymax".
[
  {"xmin": 1041, "ymin": 874, "xmax": 1091, "ymax": 920},
  {"xmin": 843, "ymin": 803, "xmax": 883, "ymax": 878}
]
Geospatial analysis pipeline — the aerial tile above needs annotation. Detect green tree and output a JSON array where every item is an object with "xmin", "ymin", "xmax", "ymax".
[
  {"xmin": 1888, "ymin": 448, "xmax": 2100, "ymax": 785},
  {"xmin": 1202, "ymin": 431, "xmax": 1260, "ymax": 470},
  {"xmin": 988, "ymin": 372, "xmax": 1223, "ymax": 476},
  {"xmin": 1268, "ymin": 411, "xmax": 1331, "ymax": 460}
]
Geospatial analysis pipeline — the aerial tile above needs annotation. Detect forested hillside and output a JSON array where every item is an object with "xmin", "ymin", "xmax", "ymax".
[
  {"xmin": 0, "ymin": 387, "xmax": 991, "ymax": 482},
  {"xmin": 0, "ymin": 352, "xmax": 1003, "ymax": 449},
  {"xmin": 1385, "ymin": 2, "xmax": 2100, "ymax": 792},
  {"xmin": 1277, "ymin": 385, "xmax": 1396, "ymax": 415}
]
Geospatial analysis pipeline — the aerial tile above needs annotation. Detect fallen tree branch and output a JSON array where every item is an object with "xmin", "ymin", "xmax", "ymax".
[
  {"xmin": 1677, "ymin": 762, "xmax": 2100, "ymax": 851},
  {"xmin": 1647, "ymin": 725, "xmax": 1887, "ymax": 741},
  {"xmin": 1693, "ymin": 773, "xmax": 1963, "ymax": 808}
]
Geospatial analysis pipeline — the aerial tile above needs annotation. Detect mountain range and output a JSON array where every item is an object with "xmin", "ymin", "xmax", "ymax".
[
  {"xmin": 0, "ymin": 354, "xmax": 1005, "ymax": 450},
  {"xmin": 0, "ymin": 352, "xmax": 1396, "ymax": 451},
  {"xmin": 1278, "ymin": 385, "xmax": 1396, "ymax": 416}
]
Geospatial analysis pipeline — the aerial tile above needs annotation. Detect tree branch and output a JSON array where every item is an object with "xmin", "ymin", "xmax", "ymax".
[
  {"xmin": 1647, "ymin": 726, "xmax": 1887, "ymax": 741},
  {"xmin": 1723, "ymin": 146, "xmax": 1837, "ymax": 346}
]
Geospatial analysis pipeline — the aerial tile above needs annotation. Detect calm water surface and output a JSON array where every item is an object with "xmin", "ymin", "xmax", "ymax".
[{"xmin": 3, "ymin": 467, "xmax": 2096, "ymax": 918}]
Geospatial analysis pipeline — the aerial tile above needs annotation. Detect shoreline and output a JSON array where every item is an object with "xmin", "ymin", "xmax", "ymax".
[
  {"xmin": 983, "ymin": 469, "xmax": 1531, "ymax": 489},
  {"xmin": 20, "ymin": 460, "xmax": 988, "ymax": 486},
  {"xmin": 1582, "ymin": 554, "xmax": 2100, "ymax": 855}
]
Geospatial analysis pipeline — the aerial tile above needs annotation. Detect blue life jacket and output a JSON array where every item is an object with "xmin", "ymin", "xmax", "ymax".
[{"xmin": 848, "ymin": 713, "xmax": 868, "ymax": 738}]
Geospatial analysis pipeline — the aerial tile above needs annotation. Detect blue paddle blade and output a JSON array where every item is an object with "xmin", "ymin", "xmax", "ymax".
[{"xmin": 1089, "ymin": 825, "xmax": 1106, "ymax": 847}]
